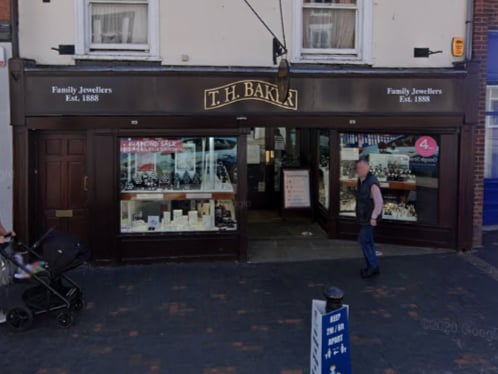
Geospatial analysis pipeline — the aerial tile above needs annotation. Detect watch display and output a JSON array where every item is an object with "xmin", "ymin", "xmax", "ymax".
[{"xmin": 339, "ymin": 133, "xmax": 440, "ymax": 225}]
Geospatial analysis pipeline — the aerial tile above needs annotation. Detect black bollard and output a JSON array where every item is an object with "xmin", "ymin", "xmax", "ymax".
[{"xmin": 323, "ymin": 286, "xmax": 344, "ymax": 313}]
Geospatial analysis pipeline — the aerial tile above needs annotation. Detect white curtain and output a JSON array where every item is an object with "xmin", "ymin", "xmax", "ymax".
[
  {"xmin": 303, "ymin": 5, "xmax": 356, "ymax": 49},
  {"xmin": 91, "ymin": 3, "xmax": 148, "ymax": 45}
]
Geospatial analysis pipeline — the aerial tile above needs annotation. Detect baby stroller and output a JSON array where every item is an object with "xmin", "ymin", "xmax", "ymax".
[{"xmin": 0, "ymin": 229, "xmax": 88, "ymax": 331}]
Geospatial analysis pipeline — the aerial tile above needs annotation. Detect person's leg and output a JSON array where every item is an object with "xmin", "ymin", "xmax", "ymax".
[
  {"xmin": 365, "ymin": 225, "xmax": 379, "ymax": 269},
  {"xmin": 358, "ymin": 224, "xmax": 371, "ymax": 269}
]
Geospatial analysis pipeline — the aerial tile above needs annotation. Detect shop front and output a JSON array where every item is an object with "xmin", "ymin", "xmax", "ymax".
[{"xmin": 9, "ymin": 59, "xmax": 479, "ymax": 263}]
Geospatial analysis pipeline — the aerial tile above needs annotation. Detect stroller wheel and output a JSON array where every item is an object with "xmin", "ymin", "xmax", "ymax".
[
  {"xmin": 56, "ymin": 310, "xmax": 74, "ymax": 328},
  {"xmin": 71, "ymin": 297, "xmax": 85, "ymax": 313},
  {"xmin": 6, "ymin": 306, "xmax": 33, "ymax": 331}
]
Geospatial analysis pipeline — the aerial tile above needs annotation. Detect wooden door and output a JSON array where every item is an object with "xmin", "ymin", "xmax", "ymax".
[{"xmin": 36, "ymin": 132, "xmax": 89, "ymax": 243}]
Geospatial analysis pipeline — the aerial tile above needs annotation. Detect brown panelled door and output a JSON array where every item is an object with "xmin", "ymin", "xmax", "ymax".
[{"xmin": 36, "ymin": 132, "xmax": 89, "ymax": 244}]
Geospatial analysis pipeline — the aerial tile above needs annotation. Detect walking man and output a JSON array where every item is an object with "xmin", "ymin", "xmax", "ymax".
[{"xmin": 355, "ymin": 159, "xmax": 383, "ymax": 279}]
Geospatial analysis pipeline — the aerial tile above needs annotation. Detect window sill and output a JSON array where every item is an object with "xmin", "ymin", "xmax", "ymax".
[
  {"xmin": 292, "ymin": 56, "xmax": 370, "ymax": 65},
  {"xmin": 74, "ymin": 54, "xmax": 162, "ymax": 62}
]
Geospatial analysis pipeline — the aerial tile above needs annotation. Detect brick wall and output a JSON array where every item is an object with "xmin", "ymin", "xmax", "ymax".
[
  {"xmin": 0, "ymin": 0, "xmax": 10, "ymax": 22},
  {"xmin": 473, "ymin": 0, "xmax": 498, "ymax": 246}
]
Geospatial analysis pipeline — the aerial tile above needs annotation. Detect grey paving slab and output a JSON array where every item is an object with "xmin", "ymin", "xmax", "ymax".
[{"xmin": 1, "ymin": 250, "xmax": 498, "ymax": 373}]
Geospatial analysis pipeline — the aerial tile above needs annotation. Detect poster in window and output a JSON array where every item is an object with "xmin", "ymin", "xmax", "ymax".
[
  {"xmin": 175, "ymin": 143, "xmax": 196, "ymax": 176},
  {"xmin": 283, "ymin": 169, "xmax": 311, "ymax": 209}
]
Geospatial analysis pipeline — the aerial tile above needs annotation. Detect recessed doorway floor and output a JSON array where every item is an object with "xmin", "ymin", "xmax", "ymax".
[{"xmin": 247, "ymin": 210, "xmax": 452, "ymax": 263}]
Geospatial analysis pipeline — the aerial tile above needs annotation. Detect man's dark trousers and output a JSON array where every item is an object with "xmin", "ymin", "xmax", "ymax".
[{"xmin": 359, "ymin": 224, "xmax": 378, "ymax": 269}]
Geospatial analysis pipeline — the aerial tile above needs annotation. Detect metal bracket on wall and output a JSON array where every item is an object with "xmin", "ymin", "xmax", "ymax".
[
  {"xmin": 0, "ymin": 22, "xmax": 11, "ymax": 42},
  {"xmin": 51, "ymin": 45, "xmax": 75, "ymax": 55}
]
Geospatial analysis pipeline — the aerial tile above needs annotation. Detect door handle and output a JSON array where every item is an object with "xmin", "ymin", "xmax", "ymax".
[{"xmin": 83, "ymin": 176, "xmax": 89, "ymax": 192}]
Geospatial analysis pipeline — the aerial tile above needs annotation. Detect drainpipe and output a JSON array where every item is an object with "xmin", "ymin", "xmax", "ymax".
[
  {"xmin": 10, "ymin": 0, "xmax": 19, "ymax": 57},
  {"xmin": 465, "ymin": 0, "xmax": 474, "ymax": 61}
]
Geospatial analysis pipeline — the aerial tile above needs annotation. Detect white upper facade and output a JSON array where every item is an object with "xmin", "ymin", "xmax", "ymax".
[{"xmin": 19, "ymin": 0, "xmax": 468, "ymax": 68}]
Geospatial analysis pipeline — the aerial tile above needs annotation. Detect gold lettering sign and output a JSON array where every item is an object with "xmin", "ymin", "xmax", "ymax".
[{"xmin": 204, "ymin": 80, "xmax": 298, "ymax": 111}]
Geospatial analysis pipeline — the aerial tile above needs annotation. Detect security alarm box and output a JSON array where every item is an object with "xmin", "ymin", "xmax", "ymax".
[{"xmin": 452, "ymin": 37, "xmax": 465, "ymax": 58}]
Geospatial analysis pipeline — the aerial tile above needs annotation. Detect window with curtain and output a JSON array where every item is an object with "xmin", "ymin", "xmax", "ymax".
[
  {"xmin": 485, "ymin": 86, "xmax": 498, "ymax": 179},
  {"xmin": 292, "ymin": 0, "xmax": 373, "ymax": 64},
  {"xmin": 303, "ymin": 0, "xmax": 357, "ymax": 50},
  {"xmin": 87, "ymin": 0, "xmax": 150, "ymax": 52}
]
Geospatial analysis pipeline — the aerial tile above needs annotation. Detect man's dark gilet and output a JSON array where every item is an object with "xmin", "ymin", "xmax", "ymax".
[{"xmin": 356, "ymin": 172, "xmax": 381, "ymax": 224}]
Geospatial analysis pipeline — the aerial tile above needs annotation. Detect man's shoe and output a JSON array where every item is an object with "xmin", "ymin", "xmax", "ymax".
[
  {"xmin": 361, "ymin": 267, "xmax": 380, "ymax": 279},
  {"xmin": 360, "ymin": 267, "xmax": 369, "ymax": 277}
]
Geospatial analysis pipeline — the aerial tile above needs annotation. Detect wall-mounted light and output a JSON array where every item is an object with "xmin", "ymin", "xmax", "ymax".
[
  {"xmin": 51, "ymin": 45, "xmax": 75, "ymax": 55},
  {"xmin": 414, "ymin": 48, "xmax": 443, "ymax": 58}
]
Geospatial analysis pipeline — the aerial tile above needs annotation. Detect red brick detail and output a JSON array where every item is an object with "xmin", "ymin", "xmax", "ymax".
[{"xmin": 0, "ymin": 0, "xmax": 10, "ymax": 22}]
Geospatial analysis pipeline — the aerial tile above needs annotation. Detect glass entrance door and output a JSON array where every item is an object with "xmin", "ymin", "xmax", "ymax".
[{"xmin": 246, "ymin": 127, "xmax": 304, "ymax": 210}]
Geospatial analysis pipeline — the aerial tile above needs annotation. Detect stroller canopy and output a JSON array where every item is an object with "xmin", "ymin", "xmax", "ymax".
[{"xmin": 40, "ymin": 231, "xmax": 89, "ymax": 276}]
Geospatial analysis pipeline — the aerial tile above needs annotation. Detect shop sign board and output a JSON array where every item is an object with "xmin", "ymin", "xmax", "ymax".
[
  {"xmin": 23, "ymin": 73, "xmax": 465, "ymax": 116},
  {"xmin": 204, "ymin": 80, "xmax": 298, "ymax": 111}
]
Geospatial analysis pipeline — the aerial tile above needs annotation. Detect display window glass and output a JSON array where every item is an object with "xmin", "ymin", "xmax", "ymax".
[
  {"xmin": 318, "ymin": 130, "xmax": 330, "ymax": 209},
  {"xmin": 339, "ymin": 133, "xmax": 440, "ymax": 225},
  {"xmin": 485, "ymin": 86, "xmax": 498, "ymax": 179},
  {"xmin": 119, "ymin": 137, "xmax": 238, "ymax": 233}
]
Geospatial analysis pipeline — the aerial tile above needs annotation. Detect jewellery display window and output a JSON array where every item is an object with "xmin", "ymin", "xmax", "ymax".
[
  {"xmin": 339, "ymin": 133, "xmax": 440, "ymax": 225},
  {"xmin": 318, "ymin": 130, "xmax": 330, "ymax": 210},
  {"xmin": 119, "ymin": 137, "xmax": 238, "ymax": 233}
]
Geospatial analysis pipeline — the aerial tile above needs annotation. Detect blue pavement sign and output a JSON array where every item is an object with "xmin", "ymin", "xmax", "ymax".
[{"xmin": 311, "ymin": 300, "xmax": 352, "ymax": 374}]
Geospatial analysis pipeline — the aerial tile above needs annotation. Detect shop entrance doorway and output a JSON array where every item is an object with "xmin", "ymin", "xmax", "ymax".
[
  {"xmin": 246, "ymin": 127, "xmax": 307, "ymax": 210},
  {"xmin": 246, "ymin": 127, "xmax": 327, "ymax": 259},
  {"xmin": 35, "ymin": 132, "xmax": 89, "ymax": 244}
]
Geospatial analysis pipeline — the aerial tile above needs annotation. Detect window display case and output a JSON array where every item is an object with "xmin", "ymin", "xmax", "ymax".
[
  {"xmin": 339, "ymin": 133, "xmax": 440, "ymax": 224},
  {"xmin": 119, "ymin": 137, "xmax": 238, "ymax": 233}
]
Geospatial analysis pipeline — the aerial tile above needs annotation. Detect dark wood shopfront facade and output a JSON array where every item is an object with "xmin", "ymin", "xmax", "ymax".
[{"xmin": 9, "ymin": 58, "xmax": 479, "ymax": 263}]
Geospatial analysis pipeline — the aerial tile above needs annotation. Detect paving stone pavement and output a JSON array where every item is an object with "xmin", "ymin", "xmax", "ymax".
[{"xmin": 1, "ymin": 240, "xmax": 498, "ymax": 374}]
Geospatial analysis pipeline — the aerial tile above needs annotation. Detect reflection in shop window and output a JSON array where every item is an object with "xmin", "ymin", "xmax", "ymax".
[
  {"xmin": 274, "ymin": 128, "xmax": 301, "ymax": 192},
  {"xmin": 119, "ymin": 137, "xmax": 238, "ymax": 234},
  {"xmin": 318, "ymin": 130, "xmax": 330, "ymax": 209},
  {"xmin": 339, "ymin": 133, "xmax": 440, "ymax": 225},
  {"xmin": 485, "ymin": 126, "xmax": 498, "ymax": 178},
  {"xmin": 485, "ymin": 86, "xmax": 498, "ymax": 179}
]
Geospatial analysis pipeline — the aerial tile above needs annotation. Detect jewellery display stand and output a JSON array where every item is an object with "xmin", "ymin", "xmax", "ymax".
[
  {"xmin": 339, "ymin": 150, "xmax": 419, "ymax": 223},
  {"xmin": 120, "ymin": 137, "xmax": 238, "ymax": 234}
]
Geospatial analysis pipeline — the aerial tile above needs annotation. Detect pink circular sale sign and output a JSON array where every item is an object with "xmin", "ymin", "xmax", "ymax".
[{"xmin": 415, "ymin": 136, "xmax": 438, "ymax": 157}]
